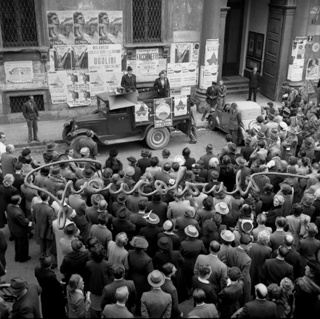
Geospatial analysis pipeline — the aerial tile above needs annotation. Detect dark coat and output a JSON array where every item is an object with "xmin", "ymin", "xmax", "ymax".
[
  {"xmin": 139, "ymin": 224, "xmax": 162, "ymax": 258},
  {"xmin": 238, "ymin": 299, "xmax": 277, "ymax": 318},
  {"xmin": 248, "ymin": 243, "xmax": 272, "ymax": 292},
  {"xmin": 11, "ymin": 284, "xmax": 42, "ymax": 319},
  {"xmin": 6, "ymin": 204, "xmax": 29, "ymax": 237},
  {"xmin": 249, "ymin": 72, "xmax": 260, "ymax": 88},
  {"xmin": 0, "ymin": 230, "xmax": 7, "ymax": 268},
  {"xmin": 0, "ymin": 185, "xmax": 19, "ymax": 228},
  {"xmin": 260, "ymin": 258, "xmax": 293, "ymax": 286},
  {"xmin": 161, "ymin": 278, "xmax": 182, "ymax": 318},
  {"xmin": 22, "ymin": 100, "xmax": 39, "ymax": 120},
  {"xmin": 112, "ymin": 218, "xmax": 136, "ymax": 241},
  {"xmin": 147, "ymin": 201, "xmax": 168, "ymax": 227},
  {"xmin": 121, "ymin": 73, "xmax": 137, "ymax": 91},
  {"xmin": 153, "ymin": 77, "xmax": 170, "ymax": 97},
  {"xmin": 33, "ymin": 202, "xmax": 54, "ymax": 240},
  {"xmin": 60, "ymin": 250, "xmax": 90, "ymax": 284},
  {"xmin": 13, "ymin": 173, "xmax": 24, "ymax": 192},
  {"xmin": 191, "ymin": 276, "xmax": 218, "ymax": 304},
  {"xmin": 157, "ymin": 232, "xmax": 181, "ymax": 251},
  {"xmin": 100, "ymin": 278, "xmax": 136, "ymax": 311},
  {"xmin": 34, "ymin": 266, "xmax": 66, "ymax": 318},
  {"xmin": 206, "ymin": 86, "xmax": 219, "ymax": 106},
  {"xmin": 297, "ymin": 237, "xmax": 320, "ymax": 267},
  {"xmin": 136, "ymin": 158, "xmax": 151, "ymax": 174}
]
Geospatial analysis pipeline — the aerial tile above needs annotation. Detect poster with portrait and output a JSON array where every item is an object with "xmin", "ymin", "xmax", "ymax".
[
  {"xmin": 170, "ymin": 43, "xmax": 191, "ymax": 63},
  {"xmin": 53, "ymin": 46, "xmax": 72, "ymax": 70},
  {"xmin": 98, "ymin": 11, "xmax": 123, "ymax": 44},
  {"xmin": 71, "ymin": 45, "xmax": 88, "ymax": 70},
  {"xmin": 73, "ymin": 11, "xmax": 99, "ymax": 45},
  {"xmin": 48, "ymin": 71, "xmax": 68, "ymax": 104},
  {"xmin": 154, "ymin": 98, "xmax": 173, "ymax": 128},
  {"xmin": 78, "ymin": 85, "xmax": 91, "ymax": 105},
  {"xmin": 78, "ymin": 70, "xmax": 90, "ymax": 85},
  {"xmin": 174, "ymin": 95, "xmax": 188, "ymax": 116},
  {"xmin": 135, "ymin": 101, "xmax": 149, "ymax": 122},
  {"xmin": 306, "ymin": 58, "xmax": 320, "ymax": 80},
  {"xmin": 4, "ymin": 61, "xmax": 34, "ymax": 83},
  {"xmin": 67, "ymin": 88, "xmax": 81, "ymax": 107},
  {"xmin": 47, "ymin": 11, "xmax": 74, "ymax": 45}
]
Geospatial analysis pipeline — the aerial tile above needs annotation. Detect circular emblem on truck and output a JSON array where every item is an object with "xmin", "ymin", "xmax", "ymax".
[{"xmin": 155, "ymin": 102, "xmax": 170, "ymax": 120}]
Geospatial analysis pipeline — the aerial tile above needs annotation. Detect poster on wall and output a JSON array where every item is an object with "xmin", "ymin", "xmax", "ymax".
[
  {"xmin": 174, "ymin": 95, "xmax": 188, "ymax": 116},
  {"xmin": 154, "ymin": 98, "xmax": 173, "ymax": 128},
  {"xmin": 52, "ymin": 46, "xmax": 72, "ymax": 70},
  {"xmin": 136, "ymin": 48, "xmax": 160, "ymax": 82},
  {"xmin": 192, "ymin": 43, "xmax": 200, "ymax": 62},
  {"xmin": 89, "ymin": 71, "xmax": 107, "ymax": 95},
  {"xmin": 135, "ymin": 101, "xmax": 149, "ymax": 122},
  {"xmin": 48, "ymin": 71, "xmax": 67, "ymax": 104},
  {"xmin": 4, "ymin": 61, "xmax": 34, "ymax": 83},
  {"xmin": 170, "ymin": 43, "xmax": 191, "ymax": 63},
  {"xmin": 167, "ymin": 62, "xmax": 197, "ymax": 88},
  {"xmin": 205, "ymin": 39, "xmax": 219, "ymax": 82},
  {"xmin": 200, "ymin": 65, "xmax": 218, "ymax": 89},
  {"xmin": 47, "ymin": 11, "xmax": 74, "ymax": 45},
  {"xmin": 72, "ymin": 45, "xmax": 89, "ymax": 69},
  {"xmin": 47, "ymin": 11, "xmax": 123, "ymax": 46},
  {"xmin": 306, "ymin": 58, "xmax": 320, "ymax": 80}
]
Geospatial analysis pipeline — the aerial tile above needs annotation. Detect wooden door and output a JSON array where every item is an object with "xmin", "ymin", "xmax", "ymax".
[{"xmin": 260, "ymin": 8, "xmax": 284, "ymax": 100}]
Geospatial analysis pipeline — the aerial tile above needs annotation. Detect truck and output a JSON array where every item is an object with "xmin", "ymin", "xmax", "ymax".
[{"xmin": 62, "ymin": 91, "xmax": 191, "ymax": 155}]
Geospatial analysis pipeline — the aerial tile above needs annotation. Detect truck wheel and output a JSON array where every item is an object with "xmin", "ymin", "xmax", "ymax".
[
  {"xmin": 208, "ymin": 116, "xmax": 216, "ymax": 131},
  {"xmin": 62, "ymin": 125, "xmax": 73, "ymax": 145},
  {"xmin": 146, "ymin": 127, "xmax": 170, "ymax": 150},
  {"xmin": 70, "ymin": 135, "xmax": 87, "ymax": 158}
]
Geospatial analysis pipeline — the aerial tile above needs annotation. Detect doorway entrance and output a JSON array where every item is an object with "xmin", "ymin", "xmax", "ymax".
[{"xmin": 222, "ymin": 0, "xmax": 245, "ymax": 76}]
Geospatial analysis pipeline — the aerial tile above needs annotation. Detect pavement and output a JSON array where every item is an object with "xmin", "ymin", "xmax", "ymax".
[{"xmin": 1, "ymin": 92, "xmax": 273, "ymax": 149}]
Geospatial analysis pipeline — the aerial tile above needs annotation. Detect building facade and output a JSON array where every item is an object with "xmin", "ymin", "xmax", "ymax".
[{"xmin": 0, "ymin": 0, "xmax": 319, "ymax": 124}]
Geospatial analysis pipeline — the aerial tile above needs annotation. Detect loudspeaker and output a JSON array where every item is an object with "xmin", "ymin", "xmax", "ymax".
[{"xmin": 108, "ymin": 91, "xmax": 138, "ymax": 110}]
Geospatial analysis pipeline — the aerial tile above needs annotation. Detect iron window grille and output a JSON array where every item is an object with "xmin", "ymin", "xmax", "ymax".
[
  {"xmin": 9, "ymin": 95, "xmax": 44, "ymax": 113},
  {"xmin": 0, "ymin": 0, "xmax": 38, "ymax": 47},
  {"xmin": 132, "ymin": 0, "xmax": 162, "ymax": 43}
]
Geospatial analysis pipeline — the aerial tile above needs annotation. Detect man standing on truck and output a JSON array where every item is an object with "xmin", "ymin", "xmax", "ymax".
[
  {"xmin": 202, "ymin": 81, "xmax": 219, "ymax": 121},
  {"xmin": 121, "ymin": 66, "xmax": 137, "ymax": 92}
]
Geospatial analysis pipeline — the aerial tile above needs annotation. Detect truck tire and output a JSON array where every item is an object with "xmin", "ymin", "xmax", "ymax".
[
  {"xmin": 62, "ymin": 125, "xmax": 73, "ymax": 145},
  {"xmin": 145, "ymin": 127, "xmax": 170, "ymax": 150},
  {"xmin": 70, "ymin": 135, "xmax": 87, "ymax": 158},
  {"xmin": 208, "ymin": 116, "xmax": 216, "ymax": 131}
]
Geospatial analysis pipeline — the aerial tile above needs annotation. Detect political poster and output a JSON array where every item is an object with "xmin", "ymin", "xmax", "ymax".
[
  {"xmin": 306, "ymin": 58, "xmax": 320, "ymax": 80},
  {"xmin": 47, "ymin": 11, "xmax": 74, "ymax": 45},
  {"xmin": 67, "ymin": 88, "xmax": 80, "ymax": 107},
  {"xmin": 205, "ymin": 39, "xmax": 219, "ymax": 80},
  {"xmin": 154, "ymin": 98, "xmax": 173, "ymax": 128},
  {"xmin": 52, "ymin": 46, "xmax": 72, "ymax": 70},
  {"xmin": 192, "ymin": 43, "xmax": 200, "ymax": 62},
  {"xmin": 174, "ymin": 95, "xmax": 188, "ymax": 116},
  {"xmin": 135, "ymin": 101, "xmax": 149, "ymax": 122},
  {"xmin": 89, "ymin": 71, "xmax": 107, "ymax": 95},
  {"xmin": 136, "ymin": 48, "xmax": 160, "ymax": 82},
  {"xmin": 48, "ymin": 71, "xmax": 68, "ymax": 104},
  {"xmin": 170, "ymin": 43, "xmax": 191, "ymax": 63},
  {"xmin": 167, "ymin": 62, "xmax": 197, "ymax": 88},
  {"xmin": 4, "ymin": 61, "xmax": 33, "ymax": 83},
  {"xmin": 98, "ymin": 11, "xmax": 123, "ymax": 44},
  {"xmin": 71, "ymin": 45, "xmax": 89, "ymax": 70},
  {"xmin": 73, "ymin": 11, "xmax": 99, "ymax": 45}
]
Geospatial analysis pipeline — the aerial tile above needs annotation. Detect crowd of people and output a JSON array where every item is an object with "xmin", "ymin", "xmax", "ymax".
[{"xmin": 0, "ymin": 88, "xmax": 320, "ymax": 318}]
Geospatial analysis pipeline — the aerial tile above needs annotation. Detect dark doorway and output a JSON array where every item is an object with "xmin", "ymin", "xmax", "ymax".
[{"xmin": 222, "ymin": 0, "xmax": 245, "ymax": 76}]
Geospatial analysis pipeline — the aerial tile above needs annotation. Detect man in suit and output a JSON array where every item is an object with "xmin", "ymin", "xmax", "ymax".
[
  {"xmin": 100, "ymin": 264, "xmax": 136, "ymax": 312},
  {"xmin": 228, "ymin": 102, "xmax": 244, "ymax": 145},
  {"xmin": 10, "ymin": 277, "xmax": 42, "ymax": 319},
  {"xmin": 6, "ymin": 195, "xmax": 31, "ymax": 262},
  {"xmin": 141, "ymin": 270, "xmax": 172, "ymax": 318},
  {"xmin": 22, "ymin": 96, "xmax": 40, "ymax": 143},
  {"xmin": 260, "ymin": 245, "xmax": 294, "ymax": 286},
  {"xmin": 247, "ymin": 66, "xmax": 260, "ymax": 102},
  {"xmin": 153, "ymin": 163, "xmax": 172, "ymax": 185},
  {"xmin": 221, "ymin": 234, "xmax": 252, "ymax": 305},
  {"xmin": 270, "ymin": 217, "xmax": 289, "ymax": 251},
  {"xmin": 202, "ymin": 81, "xmax": 219, "ymax": 121},
  {"xmin": 238, "ymin": 283, "xmax": 277, "ymax": 318},
  {"xmin": 121, "ymin": 66, "xmax": 137, "ymax": 92},
  {"xmin": 33, "ymin": 191, "xmax": 55, "ymax": 255},
  {"xmin": 200, "ymin": 144, "xmax": 215, "ymax": 170},
  {"xmin": 153, "ymin": 70, "xmax": 170, "ymax": 98},
  {"xmin": 194, "ymin": 240, "xmax": 228, "ymax": 293}
]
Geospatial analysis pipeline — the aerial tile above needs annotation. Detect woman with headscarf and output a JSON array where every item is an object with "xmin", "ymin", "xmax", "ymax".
[
  {"xmin": 0, "ymin": 174, "xmax": 19, "ymax": 228},
  {"xmin": 266, "ymin": 194, "xmax": 285, "ymax": 232},
  {"xmin": 153, "ymin": 237, "xmax": 188, "ymax": 303},
  {"xmin": 35, "ymin": 253, "xmax": 66, "ymax": 319},
  {"xmin": 127, "ymin": 236, "xmax": 154, "ymax": 316}
]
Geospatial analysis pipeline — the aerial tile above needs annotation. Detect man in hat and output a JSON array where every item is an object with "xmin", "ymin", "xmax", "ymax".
[
  {"xmin": 77, "ymin": 130, "xmax": 98, "ymax": 158},
  {"xmin": 127, "ymin": 156, "xmax": 141, "ymax": 183},
  {"xmin": 22, "ymin": 95, "xmax": 40, "ymax": 143},
  {"xmin": 44, "ymin": 166, "xmax": 66, "ymax": 197},
  {"xmin": 90, "ymin": 213, "xmax": 112, "ymax": 249},
  {"xmin": 42, "ymin": 141, "xmax": 59, "ymax": 164},
  {"xmin": 202, "ymin": 81, "xmax": 219, "ymax": 121},
  {"xmin": 11, "ymin": 277, "xmax": 42, "ymax": 318},
  {"xmin": 121, "ymin": 66, "xmax": 137, "ymax": 92},
  {"xmin": 6, "ymin": 195, "xmax": 31, "ymax": 262},
  {"xmin": 247, "ymin": 66, "xmax": 260, "ymax": 102},
  {"xmin": 265, "ymin": 112, "xmax": 279, "ymax": 138},
  {"xmin": 141, "ymin": 270, "xmax": 172, "ymax": 318},
  {"xmin": 154, "ymin": 163, "xmax": 172, "ymax": 185},
  {"xmin": 154, "ymin": 70, "xmax": 170, "ymax": 98},
  {"xmin": 129, "ymin": 200, "xmax": 148, "ymax": 234},
  {"xmin": 220, "ymin": 234, "xmax": 252, "ymax": 305},
  {"xmin": 86, "ymin": 194, "xmax": 105, "ymax": 224},
  {"xmin": 175, "ymin": 206, "xmax": 200, "ymax": 241},
  {"xmin": 229, "ymin": 102, "xmax": 244, "ymax": 146},
  {"xmin": 200, "ymin": 144, "xmax": 215, "ymax": 170},
  {"xmin": 18, "ymin": 147, "xmax": 40, "ymax": 169},
  {"xmin": 218, "ymin": 230, "xmax": 235, "ymax": 261},
  {"xmin": 137, "ymin": 149, "xmax": 151, "ymax": 174},
  {"xmin": 281, "ymin": 126, "xmax": 298, "ymax": 162},
  {"xmin": 188, "ymin": 288, "xmax": 218, "ymax": 318},
  {"xmin": 194, "ymin": 240, "xmax": 228, "ymax": 293},
  {"xmin": 112, "ymin": 206, "xmax": 136, "ymax": 241}
]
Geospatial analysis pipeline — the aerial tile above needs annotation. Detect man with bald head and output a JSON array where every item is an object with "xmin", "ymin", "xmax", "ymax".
[
  {"xmin": 194, "ymin": 240, "xmax": 228, "ymax": 293},
  {"xmin": 1, "ymin": 144, "xmax": 16, "ymax": 176},
  {"xmin": 238, "ymin": 283, "xmax": 277, "ymax": 318}
]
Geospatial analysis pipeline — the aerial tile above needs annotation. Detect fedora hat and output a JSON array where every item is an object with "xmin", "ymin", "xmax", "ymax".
[
  {"xmin": 50, "ymin": 167, "xmax": 60, "ymax": 177},
  {"xmin": 206, "ymin": 144, "xmax": 213, "ymax": 151},
  {"xmin": 235, "ymin": 156, "xmax": 248, "ymax": 166},
  {"xmin": 46, "ymin": 141, "xmax": 57, "ymax": 151},
  {"xmin": 184, "ymin": 206, "xmax": 196, "ymax": 218},
  {"xmin": 127, "ymin": 66, "xmax": 133, "ymax": 71},
  {"xmin": 304, "ymin": 139, "xmax": 312, "ymax": 148},
  {"xmin": 173, "ymin": 155, "xmax": 186, "ymax": 166},
  {"xmin": 117, "ymin": 193, "xmax": 128, "ymax": 203},
  {"xmin": 221, "ymin": 230, "xmax": 235, "ymax": 242},
  {"xmin": 215, "ymin": 202, "xmax": 229, "ymax": 215},
  {"xmin": 117, "ymin": 207, "xmax": 129, "ymax": 219},
  {"xmin": 270, "ymin": 128, "xmax": 278, "ymax": 135},
  {"xmin": 63, "ymin": 223, "xmax": 78, "ymax": 236},
  {"xmin": 127, "ymin": 156, "xmax": 137, "ymax": 164},
  {"xmin": 21, "ymin": 148, "xmax": 31, "ymax": 157},
  {"xmin": 109, "ymin": 149, "xmax": 118, "ymax": 157},
  {"xmin": 91, "ymin": 194, "xmax": 104, "ymax": 207},
  {"xmin": 125, "ymin": 166, "xmax": 135, "ymax": 177},
  {"xmin": 227, "ymin": 143, "xmax": 237, "ymax": 153},
  {"xmin": 288, "ymin": 127, "xmax": 298, "ymax": 135},
  {"xmin": 279, "ymin": 122, "xmax": 288, "ymax": 131},
  {"xmin": 130, "ymin": 236, "xmax": 148, "ymax": 249},
  {"xmin": 300, "ymin": 131, "xmax": 312, "ymax": 139},
  {"xmin": 148, "ymin": 270, "xmax": 165, "ymax": 288},
  {"xmin": 157, "ymin": 237, "xmax": 172, "ymax": 251},
  {"xmin": 257, "ymin": 132, "xmax": 265, "ymax": 140},
  {"xmin": 283, "ymin": 107, "xmax": 291, "ymax": 115},
  {"xmin": 10, "ymin": 277, "xmax": 27, "ymax": 292},
  {"xmin": 143, "ymin": 212, "xmax": 160, "ymax": 225},
  {"xmin": 184, "ymin": 225, "xmax": 199, "ymax": 238},
  {"xmin": 241, "ymin": 220, "xmax": 254, "ymax": 233},
  {"xmin": 245, "ymin": 136, "xmax": 252, "ymax": 144},
  {"xmin": 270, "ymin": 133, "xmax": 278, "ymax": 141},
  {"xmin": 79, "ymin": 147, "xmax": 90, "ymax": 156},
  {"xmin": 82, "ymin": 166, "xmax": 94, "ymax": 179}
]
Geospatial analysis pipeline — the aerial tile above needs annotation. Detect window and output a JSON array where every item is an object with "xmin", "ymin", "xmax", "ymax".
[
  {"xmin": 9, "ymin": 95, "xmax": 44, "ymax": 113},
  {"xmin": 132, "ymin": 0, "xmax": 162, "ymax": 43},
  {"xmin": 0, "ymin": 0, "xmax": 38, "ymax": 47}
]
